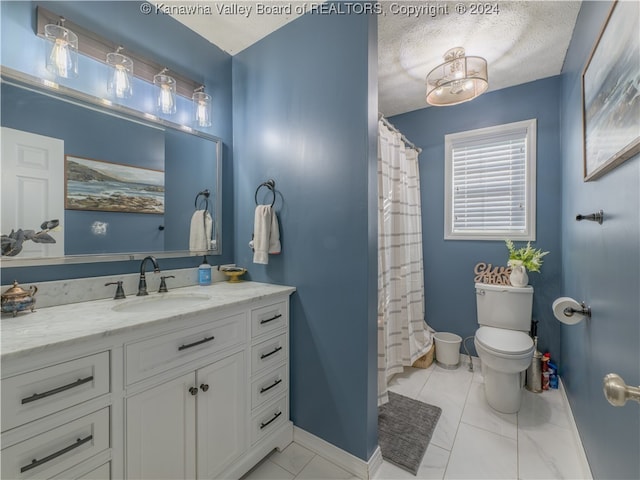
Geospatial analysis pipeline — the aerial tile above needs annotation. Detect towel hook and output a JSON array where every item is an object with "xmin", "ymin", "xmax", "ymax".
[
  {"xmin": 255, "ymin": 180, "xmax": 276, "ymax": 207},
  {"xmin": 576, "ymin": 210, "xmax": 603, "ymax": 224},
  {"xmin": 194, "ymin": 189, "xmax": 210, "ymax": 210}
]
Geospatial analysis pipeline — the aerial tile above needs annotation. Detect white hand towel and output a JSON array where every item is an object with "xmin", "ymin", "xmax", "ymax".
[
  {"xmin": 189, "ymin": 210, "xmax": 212, "ymax": 252},
  {"xmin": 268, "ymin": 210, "xmax": 281, "ymax": 254},
  {"xmin": 253, "ymin": 205, "xmax": 271, "ymax": 264}
]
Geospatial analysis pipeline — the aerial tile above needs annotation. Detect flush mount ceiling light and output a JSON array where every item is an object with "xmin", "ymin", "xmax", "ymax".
[
  {"xmin": 44, "ymin": 17, "xmax": 78, "ymax": 78},
  {"xmin": 193, "ymin": 86, "xmax": 212, "ymax": 127},
  {"xmin": 426, "ymin": 47, "xmax": 488, "ymax": 106},
  {"xmin": 154, "ymin": 69, "xmax": 177, "ymax": 115},
  {"xmin": 106, "ymin": 47, "xmax": 133, "ymax": 99}
]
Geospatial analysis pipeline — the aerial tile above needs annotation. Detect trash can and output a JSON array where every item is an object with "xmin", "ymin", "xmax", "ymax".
[{"xmin": 434, "ymin": 332, "xmax": 462, "ymax": 369}]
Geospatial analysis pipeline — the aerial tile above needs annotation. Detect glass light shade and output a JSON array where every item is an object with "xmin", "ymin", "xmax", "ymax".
[
  {"xmin": 193, "ymin": 91, "xmax": 212, "ymax": 127},
  {"xmin": 106, "ymin": 52, "xmax": 133, "ymax": 99},
  {"xmin": 154, "ymin": 73, "xmax": 176, "ymax": 115},
  {"xmin": 44, "ymin": 23, "xmax": 78, "ymax": 78},
  {"xmin": 426, "ymin": 47, "xmax": 488, "ymax": 106}
]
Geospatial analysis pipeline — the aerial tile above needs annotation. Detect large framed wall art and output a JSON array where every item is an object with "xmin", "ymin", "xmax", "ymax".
[
  {"xmin": 65, "ymin": 155, "xmax": 165, "ymax": 214},
  {"xmin": 582, "ymin": 0, "xmax": 640, "ymax": 181}
]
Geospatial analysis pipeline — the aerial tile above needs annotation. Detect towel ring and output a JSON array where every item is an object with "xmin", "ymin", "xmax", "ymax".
[
  {"xmin": 255, "ymin": 180, "xmax": 276, "ymax": 207},
  {"xmin": 195, "ymin": 189, "xmax": 210, "ymax": 210}
]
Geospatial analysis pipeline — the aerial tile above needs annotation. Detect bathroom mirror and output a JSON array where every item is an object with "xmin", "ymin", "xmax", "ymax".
[{"xmin": 0, "ymin": 71, "xmax": 222, "ymax": 266}]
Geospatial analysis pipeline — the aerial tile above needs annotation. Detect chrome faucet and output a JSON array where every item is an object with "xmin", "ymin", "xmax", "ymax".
[{"xmin": 137, "ymin": 256, "xmax": 160, "ymax": 296}]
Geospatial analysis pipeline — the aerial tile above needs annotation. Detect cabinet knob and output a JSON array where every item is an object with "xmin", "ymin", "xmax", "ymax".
[
  {"xmin": 189, "ymin": 387, "xmax": 198, "ymax": 396},
  {"xmin": 200, "ymin": 383, "xmax": 209, "ymax": 392}
]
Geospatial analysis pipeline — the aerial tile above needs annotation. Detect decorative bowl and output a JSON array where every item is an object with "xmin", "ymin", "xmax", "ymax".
[{"xmin": 222, "ymin": 267, "xmax": 247, "ymax": 283}]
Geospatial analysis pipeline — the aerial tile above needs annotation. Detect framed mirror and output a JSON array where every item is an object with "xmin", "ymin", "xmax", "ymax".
[{"xmin": 1, "ymin": 69, "xmax": 222, "ymax": 267}]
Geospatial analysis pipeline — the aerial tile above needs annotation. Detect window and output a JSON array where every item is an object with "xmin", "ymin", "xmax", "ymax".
[{"xmin": 444, "ymin": 119, "xmax": 536, "ymax": 240}]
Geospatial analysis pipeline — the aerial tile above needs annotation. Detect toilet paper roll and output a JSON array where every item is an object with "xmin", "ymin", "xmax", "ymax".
[{"xmin": 552, "ymin": 297, "xmax": 585, "ymax": 325}]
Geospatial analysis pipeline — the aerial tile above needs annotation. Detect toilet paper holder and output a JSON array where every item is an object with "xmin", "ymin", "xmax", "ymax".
[{"xmin": 563, "ymin": 302, "xmax": 591, "ymax": 318}]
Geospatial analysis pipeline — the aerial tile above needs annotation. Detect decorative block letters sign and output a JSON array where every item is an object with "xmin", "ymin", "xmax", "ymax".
[{"xmin": 474, "ymin": 262, "xmax": 512, "ymax": 286}]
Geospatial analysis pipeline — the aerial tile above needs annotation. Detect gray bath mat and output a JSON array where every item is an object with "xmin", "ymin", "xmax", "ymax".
[{"xmin": 378, "ymin": 391, "xmax": 442, "ymax": 475}]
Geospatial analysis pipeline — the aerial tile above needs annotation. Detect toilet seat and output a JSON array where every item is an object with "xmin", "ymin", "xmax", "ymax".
[{"xmin": 475, "ymin": 326, "xmax": 534, "ymax": 356}]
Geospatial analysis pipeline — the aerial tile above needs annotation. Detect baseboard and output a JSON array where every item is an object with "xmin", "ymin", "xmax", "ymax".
[
  {"xmin": 367, "ymin": 446, "xmax": 383, "ymax": 478},
  {"xmin": 559, "ymin": 379, "xmax": 593, "ymax": 480},
  {"xmin": 293, "ymin": 426, "xmax": 381, "ymax": 479}
]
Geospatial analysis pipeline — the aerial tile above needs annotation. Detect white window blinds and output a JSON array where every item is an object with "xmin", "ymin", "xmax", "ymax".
[{"xmin": 444, "ymin": 119, "xmax": 536, "ymax": 240}]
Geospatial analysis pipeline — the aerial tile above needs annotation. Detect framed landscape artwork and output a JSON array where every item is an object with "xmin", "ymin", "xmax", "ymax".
[
  {"xmin": 582, "ymin": 0, "xmax": 640, "ymax": 181},
  {"xmin": 65, "ymin": 155, "xmax": 165, "ymax": 214}
]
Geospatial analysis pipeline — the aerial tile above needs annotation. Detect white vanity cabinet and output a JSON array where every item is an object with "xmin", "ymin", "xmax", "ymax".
[
  {"xmin": 123, "ymin": 296, "xmax": 292, "ymax": 480},
  {"xmin": 1, "ymin": 282, "xmax": 294, "ymax": 480},
  {"xmin": 125, "ymin": 351, "xmax": 245, "ymax": 479},
  {"xmin": 1, "ymin": 351, "xmax": 112, "ymax": 480}
]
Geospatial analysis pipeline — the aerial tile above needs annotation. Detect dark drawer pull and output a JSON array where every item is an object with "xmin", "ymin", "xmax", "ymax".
[
  {"xmin": 260, "ymin": 378, "xmax": 282, "ymax": 394},
  {"xmin": 260, "ymin": 411, "xmax": 282, "ymax": 430},
  {"xmin": 20, "ymin": 435, "xmax": 93, "ymax": 473},
  {"xmin": 21, "ymin": 376, "xmax": 94, "ymax": 405},
  {"xmin": 178, "ymin": 336, "xmax": 215, "ymax": 351},
  {"xmin": 260, "ymin": 346, "xmax": 282, "ymax": 360},
  {"xmin": 260, "ymin": 313, "xmax": 282, "ymax": 325}
]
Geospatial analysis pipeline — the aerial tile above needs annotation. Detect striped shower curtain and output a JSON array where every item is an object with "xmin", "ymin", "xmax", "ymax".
[{"xmin": 377, "ymin": 120, "xmax": 432, "ymax": 406}]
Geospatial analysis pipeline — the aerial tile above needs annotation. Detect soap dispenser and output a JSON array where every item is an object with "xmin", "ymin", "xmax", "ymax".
[{"xmin": 198, "ymin": 256, "xmax": 212, "ymax": 286}]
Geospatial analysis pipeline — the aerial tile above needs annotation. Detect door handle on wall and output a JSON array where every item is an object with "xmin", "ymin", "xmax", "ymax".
[{"xmin": 603, "ymin": 373, "xmax": 640, "ymax": 406}]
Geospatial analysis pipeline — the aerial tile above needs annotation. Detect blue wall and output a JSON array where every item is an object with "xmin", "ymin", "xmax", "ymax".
[
  {"xmin": 390, "ymin": 76, "xmax": 563, "ymax": 360},
  {"xmin": 560, "ymin": 1, "xmax": 639, "ymax": 478},
  {"xmin": 1, "ymin": 1, "xmax": 234, "ymax": 282},
  {"xmin": 232, "ymin": 12, "xmax": 379, "ymax": 461}
]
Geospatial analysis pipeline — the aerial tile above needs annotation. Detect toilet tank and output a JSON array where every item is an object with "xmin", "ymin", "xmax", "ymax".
[{"xmin": 475, "ymin": 283, "xmax": 533, "ymax": 331}]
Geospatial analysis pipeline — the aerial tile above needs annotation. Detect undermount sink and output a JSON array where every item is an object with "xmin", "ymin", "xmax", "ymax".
[{"xmin": 112, "ymin": 293, "xmax": 211, "ymax": 313}]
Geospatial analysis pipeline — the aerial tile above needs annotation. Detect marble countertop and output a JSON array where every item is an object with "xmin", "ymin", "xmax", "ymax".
[{"xmin": 1, "ymin": 281, "xmax": 295, "ymax": 361}]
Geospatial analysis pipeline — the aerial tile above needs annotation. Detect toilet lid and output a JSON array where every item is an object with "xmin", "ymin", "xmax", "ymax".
[{"xmin": 476, "ymin": 326, "xmax": 534, "ymax": 355}]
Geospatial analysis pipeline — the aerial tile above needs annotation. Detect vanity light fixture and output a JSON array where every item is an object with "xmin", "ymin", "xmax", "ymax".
[
  {"xmin": 37, "ymin": 7, "xmax": 207, "ymax": 124},
  {"xmin": 106, "ymin": 47, "xmax": 133, "ymax": 99},
  {"xmin": 426, "ymin": 47, "xmax": 488, "ymax": 106},
  {"xmin": 154, "ymin": 69, "xmax": 177, "ymax": 115},
  {"xmin": 44, "ymin": 17, "xmax": 78, "ymax": 78},
  {"xmin": 193, "ymin": 86, "xmax": 212, "ymax": 127}
]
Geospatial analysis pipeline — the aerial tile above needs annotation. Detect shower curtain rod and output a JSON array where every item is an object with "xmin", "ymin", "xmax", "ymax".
[{"xmin": 378, "ymin": 113, "xmax": 422, "ymax": 153}]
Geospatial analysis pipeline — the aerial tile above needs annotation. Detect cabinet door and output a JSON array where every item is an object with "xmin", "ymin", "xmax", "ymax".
[
  {"xmin": 126, "ymin": 373, "xmax": 196, "ymax": 480},
  {"xmin": 196, "ymin": 351, "xmax": 246, "ymax": 479}
]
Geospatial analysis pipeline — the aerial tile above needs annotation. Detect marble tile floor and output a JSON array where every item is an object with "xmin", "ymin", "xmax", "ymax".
[{"xmin": 242, "ymin": 358, "xmax": 592, "ymax": 480}]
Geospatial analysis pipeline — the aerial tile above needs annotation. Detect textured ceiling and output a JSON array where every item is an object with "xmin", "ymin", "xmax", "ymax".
[
  {"xmin": 172, "ymin": 1, "xmax": 582, "ymax": 116},
  {"xmin": 379, "ymin": 1, "xmax": 582, "ymax": 116}
]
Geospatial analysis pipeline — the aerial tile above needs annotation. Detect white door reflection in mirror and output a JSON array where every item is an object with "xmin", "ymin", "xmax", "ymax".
[{"xmin": 1, "ymin": 127, "xmax": 64, "ymax": 257}]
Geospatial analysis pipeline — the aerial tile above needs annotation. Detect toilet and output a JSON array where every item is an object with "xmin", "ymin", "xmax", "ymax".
[{"xmin": 474, "ymin": 283, "xmax": 535, "ymax": 413}]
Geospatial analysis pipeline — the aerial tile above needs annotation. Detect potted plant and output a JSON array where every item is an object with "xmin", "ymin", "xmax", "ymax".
[{"xmin": 505, "ymin": 240, "xmax": 549, "ymax": 287}]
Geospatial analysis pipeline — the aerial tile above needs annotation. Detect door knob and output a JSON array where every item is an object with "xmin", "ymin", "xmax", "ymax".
[
  {"xmin": 603, "ymin": 373, "xmax": 640, "ymax": 406},
  {"xmin": 200, "ymin": 383, "xmax": 209, "ymax": 392},
  {"xmin": 188, "ymin": 387, "xmax": 198, "ymax": 396}
]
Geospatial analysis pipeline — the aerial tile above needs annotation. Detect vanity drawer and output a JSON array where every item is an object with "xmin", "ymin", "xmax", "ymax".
[
  {"xmin": 67, "ymin": 461, "xmax": 110, "ymax": 480},
  {"xmin": 1, "ymin": 352, "xmax": 110, "ymax": 432},
  {"xmin": 250, "ymin": 396, "xmax": 288, "ymax": 445},
  {"xmin": 251, "ymin": 301, "xmax": 287, "ymax": 338},
  {"xmin": 251, "ymin": 364, "xmax": 288, "ymax": 410},
  {"xmin": 1, "ymin": 408, "xmax": 110, "ymax": 480},
  {"xmin": 126, "ymin": 312, "xmax": 245, "ymax": 385},
  {"xmin": 251, "ymin": 333, "xmax": 287, "ymax": 375}
]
